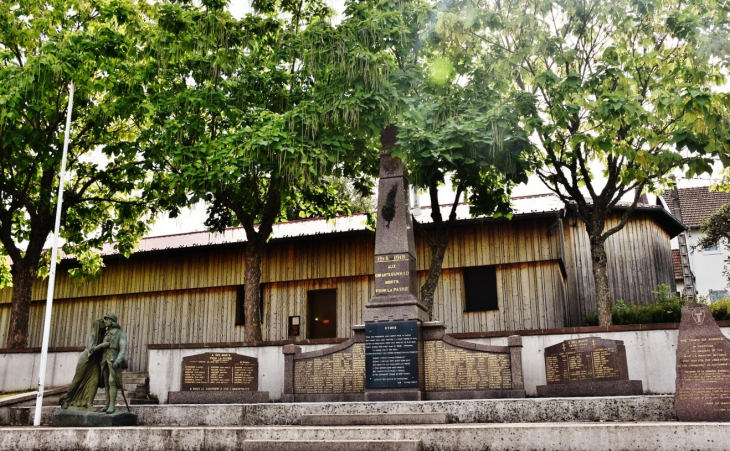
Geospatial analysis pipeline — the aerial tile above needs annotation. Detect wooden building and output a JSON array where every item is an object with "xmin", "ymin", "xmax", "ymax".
[{"xmin": 0, "ymin": 193, "xmax": 684, "ymax": 372}]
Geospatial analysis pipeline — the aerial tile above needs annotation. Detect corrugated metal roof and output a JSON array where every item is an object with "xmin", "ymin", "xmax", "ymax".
[{"xmin": 100, "ymin": 193, "xmax": 566, "ymax": 256}]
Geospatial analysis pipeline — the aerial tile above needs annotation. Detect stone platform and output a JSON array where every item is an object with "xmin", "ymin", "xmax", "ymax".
[
  {"xmin": 1, "ymin": 423, "xmax": 730, "ymax": 450},
  {"xmin": 52, "ymin": 409, "xmax": 137, "ymax": 427},
  {"xmin": 10, "ymin": 396, "xmax": 675, "ymax": 426}
]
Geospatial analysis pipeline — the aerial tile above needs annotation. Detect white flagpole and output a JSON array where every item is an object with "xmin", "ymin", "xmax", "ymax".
[{"xmin": 34, "ymin": 82, "xmax": 74, "ymax": 426}]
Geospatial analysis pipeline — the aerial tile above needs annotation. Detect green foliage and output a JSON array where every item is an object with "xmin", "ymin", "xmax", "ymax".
[
  {"xmin": 142, "ymin": 0, "xmax": 379, "ymax": 234},
  {"xmin": 709, "ymin": 298, "xmax": 730, "ymax": 321},
  {"xmin": 697, "ymin": 203, "xmax": 730, "ymax": 251},
  {"xmin": 467, "ymin": 0, "xmax": 730, "ymax": 325},
  {"xmin": 582, "ymin": 285, "xmax": 697, "ymax": 326},
  {"xmin": 0, "ymin": 0, "xmax": 160, "ymax": 346}
]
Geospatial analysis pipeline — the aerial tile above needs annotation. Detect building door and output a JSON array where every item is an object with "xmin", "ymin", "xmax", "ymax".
[{"xmin": 307, "ymin": 289, "xmax": 337, "ymax": 339}]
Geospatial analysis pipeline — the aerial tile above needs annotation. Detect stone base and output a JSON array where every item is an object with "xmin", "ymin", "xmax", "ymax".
[
  {"xmin": 365, "ymin": 389, "xmax": 424, "ymax": 402},
  {"xmin": 536, "ymin": 380, "xmax": 643, "ymax": 398},
  {"xmin": 426, "ymin": 389, "xmax": 526, "ymax": 400},
  {"xmin": 52, "ymin": 408, "xmax": 137, "ymax": 427},
  {"xmin": 168, "ymin": 391, "xmax": 269, "ymax": 404},
  {"xmin": 281, "ymin": 393, "xmax": 365, "ymax": 403}
]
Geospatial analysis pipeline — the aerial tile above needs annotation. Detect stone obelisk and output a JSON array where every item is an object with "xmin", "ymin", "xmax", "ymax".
[
  {"xmin": 364, "ymin": 125, "xmax": 429, "ymax": 322},
  {"xmin": 363, "ymin": 125, "xmax": 429, "ymax": 401}
]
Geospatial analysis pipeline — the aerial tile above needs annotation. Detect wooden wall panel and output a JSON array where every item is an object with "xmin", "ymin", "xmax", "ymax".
[
  {"xmin": 0, "ymin": 287, "xmax": 242, "ymax": 372},
  {"xmin": 0, "ymin": 218, "xmax": 563, "ymax": 304},
  {"xmin": 0, "ymin": 259, "xmax": 567, "ymax": 370},
  {"xmin": 563, "ymin": 211, "xmax": 676, "ymax": 326}
]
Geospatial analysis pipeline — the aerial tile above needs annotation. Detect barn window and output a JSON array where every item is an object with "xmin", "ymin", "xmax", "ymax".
[
  {"xmin": 307, "ymin": 289, "xmax": 337, "ymax": 339},
  {"xmin": 463, "ymin": 266, "xmax": 499, "ymax": 312},
  {"xmin": 235, "ymin": 284, "xmax": 265, "ymax": 326}
]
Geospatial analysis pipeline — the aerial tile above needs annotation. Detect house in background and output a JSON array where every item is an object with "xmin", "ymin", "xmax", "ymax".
[
  {"xmin": 661, "ymin": 186, "xmax": 730, "ymax": 300},
  {"xmin": 0, "ymin": 193, "xmax": 683, "ymax": 372}
]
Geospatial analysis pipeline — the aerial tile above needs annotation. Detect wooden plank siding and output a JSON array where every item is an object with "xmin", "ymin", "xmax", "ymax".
[
  {"xmin": 0, "ymin": 217, "xmax": 569, "ymax": 371},
  {"xmin": 563, "ymin": 211, "xmax": 676, "ymax": 326},
  {"xmin": 0, "ymin": 218, "xmax": 563, "ymax": 303},
  {"xmin": 0, "ymin": 260, "xmax": 567, "ymax": 372}
]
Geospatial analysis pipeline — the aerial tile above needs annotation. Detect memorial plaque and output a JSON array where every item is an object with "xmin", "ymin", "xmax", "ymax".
[
  {"xmin": 181, "ymin": 352, "xmax": 258, "ymax": 391},
  {"xmin": 675, "ymin": 303, "xmax": 730, "ymax": 421},
  {"xmin": 374, "ymin": 253, "xmax": 417, "ymax": 297},
  {"xmin": 365, "ymin": 321, "xmax": 419, "ymax": 388},
  {"xmin": 536, "ymin": 337, "xmax": 642, "ymax": 397},
  {"xmin": 544, "ymin": 337, "xmax": 627, "ymax": 384},
  {"xmin": 424, "ymin": 341, "xmax": 512, "ymax": 390},
  {"xmin": 294, "ymin": 344, "xmax": 366, "ymax": 394}
]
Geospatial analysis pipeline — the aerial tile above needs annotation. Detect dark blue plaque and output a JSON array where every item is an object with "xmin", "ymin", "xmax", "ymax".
[{"xmin": 365, "ymin": 321, "xmax": 419, "ymax": 388}]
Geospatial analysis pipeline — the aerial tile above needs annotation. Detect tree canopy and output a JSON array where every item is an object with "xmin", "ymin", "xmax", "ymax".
[
  {"xmin": 463, "ymin": 0, "xmax": 730, "ymax": 324},
  {"xmin": 141, "ymin": 0, "xmax": 383, "ymax": 340},
  {"xmin": 0, "ymin": 0, "xmax": 158, "ymax": 347}
]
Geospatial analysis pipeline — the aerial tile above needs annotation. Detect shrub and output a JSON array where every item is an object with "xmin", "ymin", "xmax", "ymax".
[
  {"xmin": 709, "ymin": 298, "xmax": 730, "ymax": 321},
  {"xmin": 581, "ymin": 284, "xmax": 688, "ymax": 326}
]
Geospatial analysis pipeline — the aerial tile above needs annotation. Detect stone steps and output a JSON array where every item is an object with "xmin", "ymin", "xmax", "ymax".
[
  {"xmin": 300, "ymin": 413, "xmax": 449, "ymax": 426},
  {"xmin": 244, "ymin": 440, "xmax": 422, "ymax": 451},
  {"xmin": 90, "ymin": 372, "xmax": 158, "ymax": 406},
  {"xmin": 10, "ymin": 395, "xmax": 675, "ymax": 426},
  {"xmin": 1, "ymin": 423, "xmax": 730, "ymax": 450}
]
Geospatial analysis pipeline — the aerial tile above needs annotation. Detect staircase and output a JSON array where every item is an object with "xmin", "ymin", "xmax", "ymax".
[{"xmin": 92, "ymin": 372, "xmax": 158, "ymax": 406}]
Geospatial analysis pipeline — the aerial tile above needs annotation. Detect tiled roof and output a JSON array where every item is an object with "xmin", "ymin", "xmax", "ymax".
[
  {"xmin": 661, "ymin": 187, "xmax": 730, "ymax": 227},
  {"xmin": 671, "ymin": 249, "xmax": 683, "ymax": 280}
]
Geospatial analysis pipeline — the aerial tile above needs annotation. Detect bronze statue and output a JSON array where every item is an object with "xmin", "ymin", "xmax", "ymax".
[
  {"xmin": 100, "ymin": 312, "xmax": 128, "ymax": 414},
  {"xmin": 59, "ymin": 318, "xmax": 106, "ymax": 410}
]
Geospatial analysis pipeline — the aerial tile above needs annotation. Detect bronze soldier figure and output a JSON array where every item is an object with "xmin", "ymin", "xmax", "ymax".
[{"xmin": 100, "ymin": 312, "xmax": 128, "ymax": 414}]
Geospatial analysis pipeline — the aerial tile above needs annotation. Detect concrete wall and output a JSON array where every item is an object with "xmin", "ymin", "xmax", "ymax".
[
  {"xmin": 0, "ymin": 351, "xmax": 81, "ymax": 393},
  {"xmin": 467, "ymin": 327, "xmax": 730, "ymax": 396},
  {"xmin": 148, "ymin": 344, "xmax": 332, "ymax": 403},
  {"xmin": 7, "ymin": 326, "xmax": 730, "ymax": 399}
]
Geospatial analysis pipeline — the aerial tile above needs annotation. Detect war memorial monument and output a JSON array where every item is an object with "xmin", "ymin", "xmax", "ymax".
[{"xmin": 3, "ymin": 128, "xmax": 730, "ymax": 450}]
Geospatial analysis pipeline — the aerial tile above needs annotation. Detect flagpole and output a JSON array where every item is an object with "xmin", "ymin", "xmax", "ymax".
[{"xmin": 34, "ymin": 82, "xmax": 74, "ymax": 426}]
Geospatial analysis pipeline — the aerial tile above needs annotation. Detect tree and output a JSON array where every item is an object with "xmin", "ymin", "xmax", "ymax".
[
  {"xmin": 142, "ymin": 0, "xmax": 381, "ymax": 341},
  {"xmin": 308, "ymin": 0, "xmax": 535, "ymax": 316},
  {"xmin": 469, "ymin": 0, "xmax": 730, "ymax": 325},
  {"xmin": 0, "ymin": 0, "xmax": 157, "ymax": 348},
  {"xmin": 697, "ymin": 203, "xmax": 730, "ymax": 251}
]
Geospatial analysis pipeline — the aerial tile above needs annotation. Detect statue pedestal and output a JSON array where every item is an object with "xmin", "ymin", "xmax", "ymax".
[{"xmin": 52, "ymin": 408, "xmax": 137, "ymax": 427}]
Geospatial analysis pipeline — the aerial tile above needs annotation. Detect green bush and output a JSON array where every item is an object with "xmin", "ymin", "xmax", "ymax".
[
  {"xmin": 709, "ymin": 298, "xmax": 730, "ymax": 321},
  {"xmin": 581, "ymin": 284, "xmax": 688, "ymax": 326}
]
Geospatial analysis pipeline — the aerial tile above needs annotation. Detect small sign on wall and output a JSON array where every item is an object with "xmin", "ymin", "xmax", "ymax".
[{"xmin": 289, "ymin": 316, "xmax": 300, "ymax": 336}]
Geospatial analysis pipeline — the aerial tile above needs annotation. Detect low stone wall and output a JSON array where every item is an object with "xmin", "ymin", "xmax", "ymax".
[
  {"xmin": 148, "ymin": 343, "xmax": 334, "ymax": 403},
  {"xmin": 463, "ymin": 326, "xmax": 730, "ymax": 396},
  {"xmin": 282, "ymin": 324, "xmax": 525, "ymax": 402},
  {"xmin": 0, "ymin": 349, "xmax": 81, "ymax": 393}
]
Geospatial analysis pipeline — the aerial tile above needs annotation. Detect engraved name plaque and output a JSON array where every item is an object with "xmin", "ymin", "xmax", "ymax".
[
  {"xmin": 374, "ymin": 253, "xmax": 417, "ymax": 296},
  {"xmin": 536, "ymin": 337, "xmax": 642, "ymax": 397},
  {"xmin": 181, "ymin": 352, "xmax": 258, "ymax": 392},
  {"xmin": 365, "ymin": 321, "xmax": 419, "ymax": 389},
  {"xmin": 544, "ymin": 337, "xmax": 626, "ymax": 384},
  {"xmin": 676, "ymin": 303, "xmax": 730, "ymax": 421}
]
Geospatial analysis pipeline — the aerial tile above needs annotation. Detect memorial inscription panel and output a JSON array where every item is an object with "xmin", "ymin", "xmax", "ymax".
[
  {"xmin": 374, "ymin": 253, "xmax": 416, "ymax": 296},
  {"xmin": 294, "ymin": 344, "xmax": 365, "ymax": 394},
  {"xmin": 181, "ymin": 353, "xmax": 258, "ymax": 391},
  {"xmin": 365, "ymin": 321, "xmax": 419, "ymax": 388},
  {"xmin": 544, "ymin": 337, "xmax": 626, "ymax": 384},
  {"xmin": 676, "ymin": 303, "xmax": 730, "ymax": 421},
  {"xmin": 424, "ymin": 341, "xmax": 511, "ymax": 390}
]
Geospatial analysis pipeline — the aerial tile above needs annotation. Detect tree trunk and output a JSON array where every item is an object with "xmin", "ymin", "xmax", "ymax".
[
  {"xmin": 589, "ymin": 236, "xmax": 613, "ymax": 326},
  {"xmin": 420, "ymin": 227, "xmax": 449, "ymax": 318},
  {"xmin": 244, "ymin": 237, "xmax": 264, "ymax": 342},
  {"xmin": 7, "ymin": 261, "xmax": 36, "ymax": 348}
]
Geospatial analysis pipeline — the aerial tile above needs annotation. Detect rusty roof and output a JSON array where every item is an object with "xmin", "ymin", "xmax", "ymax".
[{"xmin": 661, "ymin": 187, "xmax": 730, "ymax": 227}]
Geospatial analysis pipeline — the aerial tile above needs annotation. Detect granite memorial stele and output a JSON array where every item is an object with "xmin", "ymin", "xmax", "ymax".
[
  {"xmin": 536, "ymin": 337, "xmax": 642, "ymax": 397},
  {"xmin": 168, "ymin": 352, "xmax": 269, "ymax": 403},
  {"xmin": 53, "ymin": 313, "xmax": 137, "ymax": 427},
  {"xmin": 675, "ymin": 303, "xmax": 730, "ymax": 421}
]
